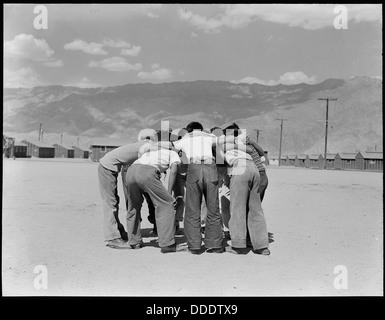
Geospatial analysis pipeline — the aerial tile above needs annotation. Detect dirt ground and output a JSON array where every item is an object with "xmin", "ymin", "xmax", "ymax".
[{"xmin": 2, "ymin": 158, "xmax": 383, "ymax": 296}]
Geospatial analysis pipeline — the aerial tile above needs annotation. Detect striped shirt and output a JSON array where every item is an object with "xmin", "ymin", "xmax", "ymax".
[{"xmin": 237, "ymin": 133, "xmax": 265, "ymax": 172}]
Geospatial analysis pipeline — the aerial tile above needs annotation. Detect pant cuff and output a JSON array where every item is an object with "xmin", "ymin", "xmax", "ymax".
[{"xmin": 231, "ymin": 239, "xmax": 246, "ymax": 248}]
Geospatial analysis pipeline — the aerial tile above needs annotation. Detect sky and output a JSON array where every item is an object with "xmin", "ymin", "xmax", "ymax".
[{"xmin": 3, "ymin": 4, "xmax": 382, "ymax": 88}]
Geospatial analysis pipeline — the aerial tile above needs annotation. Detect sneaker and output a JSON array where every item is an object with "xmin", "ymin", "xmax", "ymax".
[{"xmin": 253, "ymin": 247, "xmax": 270, "ymax": 255}]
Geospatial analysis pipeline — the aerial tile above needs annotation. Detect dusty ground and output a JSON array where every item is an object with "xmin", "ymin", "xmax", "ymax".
[{"xmin": 2, "ymin": 158, "xmax": 383, "ymax": 296}]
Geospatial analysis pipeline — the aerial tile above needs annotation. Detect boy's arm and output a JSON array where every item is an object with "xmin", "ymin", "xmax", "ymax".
[
  {"xmin": 247, "ymin": 138, "xmax": 265, "ymax": 157},
  {"xmin": 245, "ymin": 145, "xmax": 256, "ymax": 154},
  {"xmin": 167, "ymin": 163, "xmax": 178, "ymax": 195}
]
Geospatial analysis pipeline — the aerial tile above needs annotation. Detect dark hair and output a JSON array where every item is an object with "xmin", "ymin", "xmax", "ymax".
[
  {"xmin": 178, "ymin": 128, "xmax": 188, "ymax": 140},
  {"xmin": 210, "ymin": 126, "xmax": 222, "ymax": 133},
  {"xmin": 186, "ymin": 121, "xmax": 203, "ymax": 133},
  {"xmin": 210, "ymin": 126, "xmax": 223, "ymax": 137},
  {"xmin": 224, "ymin": 124, "xmax": 241, "ymax": 137}
]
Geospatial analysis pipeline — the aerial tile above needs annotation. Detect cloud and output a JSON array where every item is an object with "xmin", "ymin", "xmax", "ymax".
[
  {"xmin": 4, "ymin": 67, "xmax": 45, "ymax": 88},
  {"xmin": 69, "ymin": 77, "xmax": 103, "ymax": 88},
  {"xmin": 120, "ymin": 45, "xmax": 142, "ymax": 57},
  {"xmin": 233, "ymin": 71, "xmax": 317, "ymax": 85},
  {"xmin": 178, "ymin": 4, "xmax": 382, "ymax": 33},
  {"xmin": 64, "ymin": 38, "xmax": 142, "ymax": 57},
  {"xmin": 191, "ymin": 32, "xmax": 198, "ymax": 38},
  {"xmin": 89, "ymin": 56, "xmax": 142, "ymax": 72},
  {"xmin": 233, "ymin": 76, "xmax": 277, "ymax": 86},
  {"xmin": 102, "ymin": 38, "xmax": 131, "ymax": 48},
  {"xmin": 178, "ymin": 8, "xmax": 224, "ymax": 34},
  {"xmin": 146, "ymin": 12, "xmax": 159, "ymax": 18},
  {"xmin": 43, "ymin": 59, "xmax": 64, "ymax": 67},
  {"xmin": 4, "ymin": 33, "xmax": 54, "ymax": 61},
  {"xmin": 278, "ymin": 72, "xmax": 317, "ymax": 85},
  {"xmin": 64, "ymin": 39, "xmax": 108, "ymax": 55},
  {"xmin": 138, "ymin": 65, "xmax": 172, "ymax": 81}
]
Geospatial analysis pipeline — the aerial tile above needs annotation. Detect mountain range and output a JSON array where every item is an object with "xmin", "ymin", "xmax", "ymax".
[{"xmin": 3, "ymin": 76, "xmax": 382, "ymax": 155}]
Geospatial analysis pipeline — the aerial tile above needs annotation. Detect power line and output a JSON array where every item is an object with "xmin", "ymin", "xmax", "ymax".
[
  {"xmin": 276, "ymin": 118, "xmax": 287, "ymax": 166},
  {"xmin": 318, "ymin": 98, "xmax": 337, "ymax": 169}
]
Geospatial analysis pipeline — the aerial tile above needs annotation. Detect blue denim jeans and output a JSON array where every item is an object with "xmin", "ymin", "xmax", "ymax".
[
  {"xmin": 184, "ymin": 163, "xmax": 223, "ymax": 250},
  {"xmin": 98, "ymin": 164, "xmax": 127, "ymax": 241},
  {"xmin": 229, "ymin": 160, "xmax": 269, "ymax": 250},
  {"xmin": 125, "ymin": 164, "xmax": 176, "ymax": 248}
]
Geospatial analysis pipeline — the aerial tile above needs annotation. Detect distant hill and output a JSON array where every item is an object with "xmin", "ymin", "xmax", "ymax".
[{"xmin": 3, "ymin": 77, "xmax": 382, "ymax": 154}]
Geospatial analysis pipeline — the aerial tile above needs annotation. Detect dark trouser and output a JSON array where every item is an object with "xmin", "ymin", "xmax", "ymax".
[
  {"xmin": 173, "ymin": 173, "xmax": 186, "ymax": 222},
  {"xmin": 229, "ymin": 161, "xmax": 269, "ymax": 250},
  {"xmin": 184, "ymin": 163, "xmax": 223, "ymax": 250},
  {"xmin": 122, "ymin": 165, "xmax": 154, "ymax": 224},
  {"xmin": 121, "ymin": 165, "xmax": 129, "ymax": 210},
  {"xmin": 144, "ymin": 193, "xmax": 156, "ymax": 224},
  {"xmin": 258, "ymin": 170, "xmax": 268, "ymax": 202},
  {"xmin": 98, "ymin": 163, "xmax": 126, "ymax": 241},
  {"xmin": 125, "ymin": 164, "xmax": 176, "ymax": 248}
]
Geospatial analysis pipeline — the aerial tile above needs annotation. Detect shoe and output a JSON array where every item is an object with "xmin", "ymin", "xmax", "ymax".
[
  {"xmin": 223, "ymin": 231, "xmax": 231, "ymax": 240},
  {"xmin": 188, "ymin": 248, "xmax": 203, "ymax": 255},
  {"xmin": 253, "ymin": 247, "xmax": 270, "ymax": 255},
  {"xmin": 130, "ymin": 243, "xmax": 143, "ymax": 250},
  {"xmin": 206, "ymin": 247, "xmax": 224, "ymax": 253},
  {"xmin": 161, "ymin": 244, "xmax": 188, "ymax": 253},
  {"xmin": 106, "ymin": 238, "xmax": 142, "ymax": 250},
  {"xmin": 225, "ymin": 246, "xmax": 248, "ymax": 255}
]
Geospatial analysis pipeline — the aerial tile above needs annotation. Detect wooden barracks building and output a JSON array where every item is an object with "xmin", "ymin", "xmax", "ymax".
[
  {"xmin": 53, "ymin": 144, "xmax": 75, "ymax": 158},
  {"xmin": 21, "ymin": 140, "xmax": 55, "ymax": 158},
  {"xmin": 90, "ymin": 139, "xmax": 130, "ymax": 162}
]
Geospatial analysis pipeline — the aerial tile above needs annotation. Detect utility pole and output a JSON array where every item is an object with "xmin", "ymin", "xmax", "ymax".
[
  {"xmin": 276, "ymin": 119, "xmax": 287, "ymax": 166},
  {"xmin": 318, "ymin": 98, "xmax": 337, "ymax": 169},
  {"xmin": 254, "ymin": 129, "xmax": 262, "ymax": 143},
  {"xmin": 38, "ymin": 123, "xmax": 42, "ymax": 141},
  {"xmin": 60, "ymin": 133, "xmax": 63, "ymax": 145},
  {"xmin": 41, "ymin": 130, "xmax": 44, "ymax": 142},
  {"xmin": 77, "ymin": 136, "xmax": 80, "ymax": 147}
]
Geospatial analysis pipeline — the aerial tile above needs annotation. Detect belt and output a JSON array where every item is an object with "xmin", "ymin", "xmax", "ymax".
[{"xmin": 189, "ymin": 158, "xmax": 214, "ymax": 165}]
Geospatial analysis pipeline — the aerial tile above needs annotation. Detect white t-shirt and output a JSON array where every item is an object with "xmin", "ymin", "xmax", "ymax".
[
  {"xmin": 173, "ymin": 130, "xmax": 218, "ymax": 162},
  {"xmin": 133, "ymin": 148, "xmax": 181, "ymax": 173}
]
